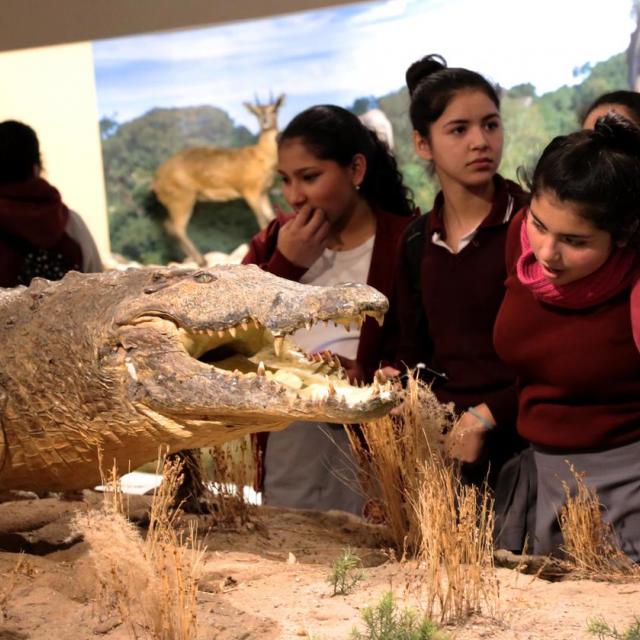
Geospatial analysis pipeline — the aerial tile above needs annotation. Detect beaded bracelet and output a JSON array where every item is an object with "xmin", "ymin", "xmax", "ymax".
[{"xmin": 467, "ymin": 406, "xmax": 496, "ymax": 431}]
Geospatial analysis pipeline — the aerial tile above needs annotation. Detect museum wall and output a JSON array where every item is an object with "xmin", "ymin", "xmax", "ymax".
[{"xmin": 0, "ymin": 43, "xmax": 110, "ymax": 256}]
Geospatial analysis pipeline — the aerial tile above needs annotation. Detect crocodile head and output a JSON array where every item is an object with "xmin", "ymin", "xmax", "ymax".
[
  {"xmin": 114, "ymin": 264, "xmax": 398, "ymax": 436},
  {"xmin": 0, "ymin": 264, "xmax": 400, "ymax": 491}
]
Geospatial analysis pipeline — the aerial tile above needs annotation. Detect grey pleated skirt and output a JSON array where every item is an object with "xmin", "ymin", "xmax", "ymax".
[
  {"xmin": 532, "ymin": 439, "xmax": 640, "ymax": 562},
  {"xmin": 262, "ymin": 421, "xmax": 365, "ymax": 516}
]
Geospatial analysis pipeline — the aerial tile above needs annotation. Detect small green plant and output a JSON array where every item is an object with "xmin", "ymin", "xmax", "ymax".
[
  {"xmin": 327, "ymin": 548, "xmax": 364, "ymax": 596},
  {"xmin": 350, "ymin": 592, "xmax": 448, "ymax": 640},
  {"xmin": 587, "ymin": 617, "xmax": 640, "ymax": 640}
]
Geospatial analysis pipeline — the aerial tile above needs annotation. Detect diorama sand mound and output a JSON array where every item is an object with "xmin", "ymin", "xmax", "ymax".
[{"xmin": 0, "ymin": 491, "xmax": 639, "ymax": 640}]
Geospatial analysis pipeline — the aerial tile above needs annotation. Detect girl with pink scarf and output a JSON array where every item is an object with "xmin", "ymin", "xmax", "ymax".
[{"xmin": 494, "ymin": 114, "xmax": 640, "ymax": 561}]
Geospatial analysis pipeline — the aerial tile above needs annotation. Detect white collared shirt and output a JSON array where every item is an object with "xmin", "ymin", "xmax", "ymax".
[{"xmin": 430, "ymin": 194, "xmax": 515, "ymax": 254}]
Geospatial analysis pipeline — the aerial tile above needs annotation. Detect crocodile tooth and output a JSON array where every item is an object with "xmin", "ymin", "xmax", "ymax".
[
  {"xmin": 328, "ymin": 381, "xmax": 337, "ymax": 397},
  {"xmin": 375, "ymin": 370, "xmax": 387, "ymax": 385},
  {"xmin": 376, "ymin": 313, "xmax": 385, "ymax": 327},
  {"xmin": 241, "ymin": 320, "xmax": 249, "ymax": 331},
  {"xmin": 257, "ymin": 361, "xmax": 266, "ymax": 377},
  {"xmin": 217, "ymin": 330, "xmax": 225, "ymax": 338},
  {"xmin": 252, "ymin": 318, "xmax": 260, "ymax": 329},
  {"xmin": 273, "ymin": 336, "xmax": 284, "ymax": 357},
  {"xmin": 206, "ymin": 329, "xmax": 214, "ymax": 336},
  {"xmin": 344, "ymin": 322, "xmax": 351, "ymax": 333},
  {"xmin": 355, "ymin": 315, "xmax": 364, "ymax": 328},
  {"xmin": 125, "ymin": 359, "xmax": 138, "ymax": 382},
  {"xmin": 229, "ymin": 327, "xmax": 237, "ymax": 338},
  {"xmin": 305, "ymin": 320, "xmax": 313, "ymax": 330}
]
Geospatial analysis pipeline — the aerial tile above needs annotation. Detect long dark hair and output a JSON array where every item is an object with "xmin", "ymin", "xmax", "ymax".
[
  {"xmin": 582, "ymin": 91, "xmax": 640, "ymax": 127},
  {"xmin": 0, "ymin": 120, "xmax": 41, "ymax": 185},
  {"xmin": 406, "ymin": 54, "xmax": 500, "ymax": 138},
  {"xmin": 278, "ymin": 105, "xmax": 414, "ymax": 217},
  {"xmin": 531, "ymin": 113, "xmax": 640, "ymax": 247}
]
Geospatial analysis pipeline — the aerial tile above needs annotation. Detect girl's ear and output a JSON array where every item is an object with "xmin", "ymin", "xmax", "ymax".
[
  {"xmin": 413, "ymin": 130, "xmax": 432, "ymax": 161},
  {"xmin": 350, "ymin": 153, "xmax": 368, "ymax": 188}
]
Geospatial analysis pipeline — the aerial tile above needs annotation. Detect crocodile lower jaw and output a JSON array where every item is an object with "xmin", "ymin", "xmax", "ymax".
[{"xmin": 161, "ymin": 313, "xmax": 396, "ymax": 409}]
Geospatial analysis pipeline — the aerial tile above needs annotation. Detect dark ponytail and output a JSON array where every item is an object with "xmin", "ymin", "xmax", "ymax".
[
  {"xmin": 406, "ymin": 54, "xmax": 500, "ymax": 137},
  {"xmin": 532, "ymin": 113, "xmax": 640, "ymax": 247},
  {"xmin": 279, "ymin": 105, "xmax": 414, "ymax": 217}
]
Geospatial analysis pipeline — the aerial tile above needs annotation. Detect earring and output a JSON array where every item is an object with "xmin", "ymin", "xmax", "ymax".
[{"xmin": 355, "ymin": 183, "xmax": 361, "ymax": 191}]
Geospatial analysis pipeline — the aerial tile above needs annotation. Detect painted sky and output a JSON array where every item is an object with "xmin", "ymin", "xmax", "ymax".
[{"xmin": 93, "ymin": 0, "xmax": 636, "ymax": 133}]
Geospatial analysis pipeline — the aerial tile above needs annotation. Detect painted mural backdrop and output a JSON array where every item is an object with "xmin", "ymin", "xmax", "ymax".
[{"xmin": 94, "ymin": 0, "xmax": 638, "ymax": 265}]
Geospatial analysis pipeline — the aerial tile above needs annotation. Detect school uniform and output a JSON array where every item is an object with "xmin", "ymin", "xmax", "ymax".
[
  {"xmin": 494, "ymin": 209, "xmax": 640, "ymax": 560},
  {"xmin": 242, "ymin": 208, "xmax": 415, "ymax": 512},
  {"xmin": 385, "ymin": 175, "xmax": 528, "ymax": 486}
]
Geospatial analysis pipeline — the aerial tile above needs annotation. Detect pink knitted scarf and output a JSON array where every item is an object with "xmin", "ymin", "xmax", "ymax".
[{"xmin": 516, "ymin": 212, "xmax": 640, "ymax": 351}]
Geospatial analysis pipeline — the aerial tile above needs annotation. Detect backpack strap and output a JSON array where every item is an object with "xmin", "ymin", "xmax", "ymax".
[
  {"xmin": 395, "ymin": 213, "xmax": 436, "ymax": 378},
  {"xmin": 403, "ymin": 213, "xmax": 429, "ymax": 297}
]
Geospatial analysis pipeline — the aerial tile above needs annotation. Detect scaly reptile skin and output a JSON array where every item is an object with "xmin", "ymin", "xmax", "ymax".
[{"xmin": 0, "ymin": 265, "xmax": 398, "ymax": 491}]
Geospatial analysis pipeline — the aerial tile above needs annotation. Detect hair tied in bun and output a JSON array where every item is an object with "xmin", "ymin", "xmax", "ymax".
[
  {"xmin": 592, "ymin": 113, "xmax": 640, "ymax": 152},
  {"xmin": 406, "ymin": 54, "xmax": 448, "ymax": 97}
]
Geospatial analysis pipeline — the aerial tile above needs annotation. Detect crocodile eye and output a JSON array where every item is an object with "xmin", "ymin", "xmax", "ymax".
[{"xmin": 194, "ymin": 272, "xmax": 216, "ymax": 284}]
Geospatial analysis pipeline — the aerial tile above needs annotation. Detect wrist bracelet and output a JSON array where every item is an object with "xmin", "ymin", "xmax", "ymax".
[{"xmin": 467, "ymin": 406, "xmax": 496, "ymax": 431}]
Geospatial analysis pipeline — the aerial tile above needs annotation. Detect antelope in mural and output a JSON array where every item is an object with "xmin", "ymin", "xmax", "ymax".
[{"xmin": 153, "ymin": 94, "xmax": 285, "ymax": 265}]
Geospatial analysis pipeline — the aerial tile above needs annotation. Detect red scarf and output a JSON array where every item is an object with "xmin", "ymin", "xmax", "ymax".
[{"xmin": 516, "ymin": 212, "xmax": 640, "ymax": 351}]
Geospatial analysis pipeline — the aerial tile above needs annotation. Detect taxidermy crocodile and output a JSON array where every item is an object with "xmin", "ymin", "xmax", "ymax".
[{"xmin": 0, "ymin": 265, "xmax": 396, "ymax": 493}]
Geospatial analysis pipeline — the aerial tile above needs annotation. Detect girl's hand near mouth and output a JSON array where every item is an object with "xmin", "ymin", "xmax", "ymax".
[{"xmin": 277, "ymin": 204, "xmax": 330, "ymax": 268}]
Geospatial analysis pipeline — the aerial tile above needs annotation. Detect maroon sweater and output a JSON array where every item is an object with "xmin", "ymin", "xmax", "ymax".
[
  {"xmin": 0, "ymin": 177, "xmax": 82, "ymax": 287},
  {"xmin": 243, "ymin": 207, "xmax": 416, "ymax": 490},
  {"xmin": 494, "ymin": 210, "xmax": 640, "ymax": 451},
  {"xmin": 386, "ymin": 175, "xmax": 527, "ymax": 429}
]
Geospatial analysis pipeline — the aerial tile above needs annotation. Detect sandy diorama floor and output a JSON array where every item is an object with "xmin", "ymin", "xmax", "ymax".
[{"xmin": 0, "ymin": 490, "xmax": 639, "ymax": 640}]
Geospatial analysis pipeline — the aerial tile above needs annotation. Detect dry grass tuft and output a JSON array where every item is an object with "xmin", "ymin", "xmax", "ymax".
[
  {"xmin": 350, "ymin": 374, "xmax": 498, "ymax": 623},
  {"xmin": 348, "ymin": 374, "xmax": 456, "ymax": 554},
  {"xmin": 413, "ymin": 458, "xmax": 498, "ymax": 622},
  {"xmin": 73, "ymin": 455, "xmax": 205, "ymax": 639},
  {"xmin": 202, "ymin": 437, "xmax": 254, "ymax": 525},
  {"xmin": 559, "ymin": 464, "xmax": 640, "ymax": 581},
  {"xmin": 0, "ymin": 553, "xmax": 34, "ymax": 619}
]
